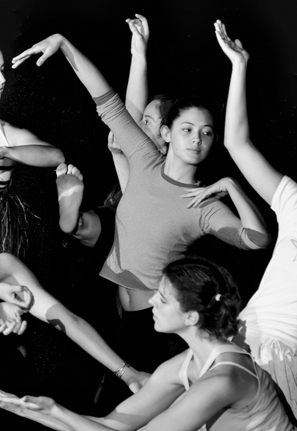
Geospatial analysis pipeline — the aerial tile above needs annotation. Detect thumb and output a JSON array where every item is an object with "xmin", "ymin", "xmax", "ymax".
[{"xmin": 128, "ymin": 381, "xmax": 141, "ymax": 394}]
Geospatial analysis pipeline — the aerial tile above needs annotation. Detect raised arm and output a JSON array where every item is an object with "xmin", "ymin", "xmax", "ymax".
[
  {"xmin": 0, "ymin": 123, "xmax": 64, "ymax": 167},
  {"xmin": 0, "ymin": 253, "xmax": 149, "ymax": 392},
  {"xmin": 214, "ymin": 20, "xmax": 283, "ymax": 205},
  {"xmin": 12, "ymin": 35, "xmax": 111, "ymax": 98},
  {"xmin": 125, "ymin": 14, "xmax": 149, "ymax": 123},
  {"xmin": 12, "ymin": 32, "xmax": 155, "ymax": 162},
  {"xmin": 109, "ymin": 14, "xmax": 150, "ymax": 193}
]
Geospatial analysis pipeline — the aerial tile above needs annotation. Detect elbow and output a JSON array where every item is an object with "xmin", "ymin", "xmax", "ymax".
[{"xmin": 242, "ymin": 228, "xmax": 271, "ymax": 250}]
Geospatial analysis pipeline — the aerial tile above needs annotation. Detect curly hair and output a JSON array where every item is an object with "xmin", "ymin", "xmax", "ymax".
[{"xmin": 163, "ymin": 256, "xmax": 241, "ymax": 340}]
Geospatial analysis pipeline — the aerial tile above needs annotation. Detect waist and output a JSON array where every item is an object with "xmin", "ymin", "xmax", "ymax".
[{"xmin": 119, "ymin": 285, "xmax": 154, "ymax": 311}]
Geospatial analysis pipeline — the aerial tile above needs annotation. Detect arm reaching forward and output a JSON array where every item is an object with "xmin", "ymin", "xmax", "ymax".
[
  {"xmin": 0, "ymin": 253, "xmax": 150, "ymax": 393},
  {"xmin": 214, "ymin": 20, "xmax": 283, "ymax": 205}
]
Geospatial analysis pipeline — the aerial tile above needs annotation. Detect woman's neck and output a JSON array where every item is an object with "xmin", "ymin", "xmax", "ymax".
[
  {"xmin": 164, "ymin": 156, "xmax": 197, "ymax": 185},
  {"xmin": 182, "ymin": 330, "xmax": 232, "ymax": 368}
]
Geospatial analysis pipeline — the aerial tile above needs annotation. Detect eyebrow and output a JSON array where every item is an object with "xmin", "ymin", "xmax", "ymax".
[
  {"xmin": 144, "ymin": 114, "xmax": 157, "ymax": 122},
  {"xmin": 181, "ymin": 122, "xmax": 214, "ymax": 128},
  {"xmin": 159, "ymin": 290, "xmax": 167, "ymax": 300}
]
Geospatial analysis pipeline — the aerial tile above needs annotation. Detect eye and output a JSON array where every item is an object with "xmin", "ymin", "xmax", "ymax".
[
  {"xmin": 202, "ymin": 130, "xmax": 213, "ymax": 137},
  {"xmin": 143, "ymin": 119, "xmax": 149, "ymax": 125},
  {"xmin": 182, "ymin": 128, "xmax": 191, "ymax": 133},
  {"xmin": 157, "ymin": 292, "xmax": 166, "ymax": 303}
]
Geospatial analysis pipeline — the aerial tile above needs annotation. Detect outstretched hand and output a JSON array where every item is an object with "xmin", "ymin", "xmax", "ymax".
[
  {"xmin": 126, "ymin": 14, "xmax": 150, "ymax": 56},
  {"xmin": 214, "ymin": 20, "xmax": 249, "ymax": 65},
  {"xmin": 180, "ymin": 178, "xmax": 231, "ymax": 208},
  {"xmin": 0, "ymin": 282, "xmax": 34, "ymax": 310},
  {"xmin": 0, "ymin": 392, "xmax": 72, "ymax": 431},
  {"xmin": 11, "ymin": 34, "xmax": 63, "ymax": 69},
  {"xmin": 0, "ymin": 302, "xmax": 27, "ymax": 335}
]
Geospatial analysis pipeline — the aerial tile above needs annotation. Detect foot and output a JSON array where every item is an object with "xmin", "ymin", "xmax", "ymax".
[{"xmin": 56, "ymin": 163, "xmax": 84, "ymax": 234}]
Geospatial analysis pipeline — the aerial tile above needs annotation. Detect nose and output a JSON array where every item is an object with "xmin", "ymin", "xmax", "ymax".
[
  {"xmin": 148, "ymin": 292, "xmax": 158, "ymax": 307},
  {"xmin": 191, "ymin": 135, "xmax": 202, "ymax": 148}
]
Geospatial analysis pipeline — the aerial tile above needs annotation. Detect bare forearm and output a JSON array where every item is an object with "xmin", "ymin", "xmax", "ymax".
[
  {"xmin": 58, "ymin": 35, "xmax": 111, "ymax": 97},
  {"xmin": 226, "ymin": 178, "xmax": 267, "ymax": 234},
  {"xmin": 52, "ymin": 404, "xmax": 113, "ymax": 431},
  {"xmin": 126, "ymin": 54, "xmax": 148, "ymax": 123},
  {"xmin": 60, "ymin": 312, "xmax": 128, "ymax": 375},
  {"xmin": 224, "ymin": 62, "xmax": 250, "ymax": 152},
  {"xmin": 3, "ymin": 145, "xmax": 65, "ymax": 167}
]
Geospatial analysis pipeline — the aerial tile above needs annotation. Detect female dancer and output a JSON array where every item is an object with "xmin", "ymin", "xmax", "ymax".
[
  {"xmin": 11, "ymin": 24, "xmax": 270, "ymax": 373},
  {"xmin": 209, "ymin": 20, "xmax": 297, "ymax": 417},
  {"xmin": 0, "ymin": 256, "xmax": 294, "ymax": 431}
]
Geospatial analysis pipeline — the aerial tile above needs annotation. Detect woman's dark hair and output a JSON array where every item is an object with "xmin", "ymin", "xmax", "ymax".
[
  {"xmin": 163, "ymin": 256, "xmax": 241, "ymax": 340},
  {"xmin": 0, "ymin": 185, "xmax": 31, "ymax": 258},
  {"xmin": 161, "ymin": 94, "xmax": 221, "ymax": 131},
  {"xmin": 103, "ymin": 183, "xmax": 122, "ymax": 209},
  {"xmin": 152, "ymin": 94, "xmax": 174, "ymax": 124}
]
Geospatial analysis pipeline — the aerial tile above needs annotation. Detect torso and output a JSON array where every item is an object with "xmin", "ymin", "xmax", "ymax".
[{"xmin": 119, "ymin": 285, "xmax": 154, "ymax": 311}]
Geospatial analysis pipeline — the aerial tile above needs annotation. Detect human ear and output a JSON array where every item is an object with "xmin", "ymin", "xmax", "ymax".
[
  {"xmin": 160, "ymin": 125, "xmax": 171, "ymax": 144},
  {"xmin": 184, "ymin": 311, "xmax": 199, "ymax": 326}
]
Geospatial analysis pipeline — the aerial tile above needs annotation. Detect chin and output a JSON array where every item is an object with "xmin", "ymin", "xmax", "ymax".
[{"xmin": 153, "ymin": 320, "xmax": 164, "ymax": 333}]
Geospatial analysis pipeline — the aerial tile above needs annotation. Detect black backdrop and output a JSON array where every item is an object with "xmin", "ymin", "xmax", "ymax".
[{"xmin": 0, "ymin": 0, "xmax": 297, "ymax": 428}]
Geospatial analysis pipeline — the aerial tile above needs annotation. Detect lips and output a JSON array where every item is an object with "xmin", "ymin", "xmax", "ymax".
[{"xmin": 187, "ymin": 149, "xmax": 201, "ymax": 154}]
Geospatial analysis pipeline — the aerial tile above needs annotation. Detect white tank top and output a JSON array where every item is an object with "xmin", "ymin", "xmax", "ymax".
[{"xmin": 178, "ymin": 344, "xmax": 295, "ymax": 431}]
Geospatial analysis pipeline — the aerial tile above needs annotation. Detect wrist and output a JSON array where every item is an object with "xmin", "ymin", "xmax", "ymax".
[
  {"xmin": 131, "ymin": 52, "xmax": 147, "ymax": 65},
  {"xmin": 223, "ymin": 177, "xmax": 236, "ymax": 190},
  {"xmin": 114, "ymin": 361, "xmax": 132, "ymax": 382},
  {"xmin": 231, "ymin": 59, "xmax": 248, "ymax": 70}
]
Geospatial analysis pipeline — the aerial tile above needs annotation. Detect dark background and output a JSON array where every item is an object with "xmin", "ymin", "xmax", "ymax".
[{"xmin": 0, "ymin": 0, "xmax": 296, "ymax": 428}]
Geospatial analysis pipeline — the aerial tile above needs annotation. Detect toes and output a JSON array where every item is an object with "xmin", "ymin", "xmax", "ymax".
[
  {"xmin": 77, "ymin": 173, "xmax": 83, "ymax": 181},
  {"xmin": 56, "ymin": 163, "xmax": 67, "ymax": 177},
  {"xmin": 67, "ymin": 164, "xmax": 74, "ymax": 175}
]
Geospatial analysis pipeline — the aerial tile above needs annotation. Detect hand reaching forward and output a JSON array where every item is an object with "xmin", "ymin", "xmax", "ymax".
[
  {"xmin": 0, "ymin": 302, "xmax": 27, "ymax": 335},
  {"xmin": 126, "ymin": 14, "xmax": 150, "ymax": 56},
  {"xmin": 11, "ymin": 34, "xmax": 63, "ymax": 69},
  {"xmin": 214, "ymin": 20, "xmax": 249, "ymax": 66},
  {"xmin": 181, "ymin": 178, "xmax": 231, "ymax": 208},
  {"xmin": 0, "ymin": 282, "xmax": 34, "ymax": 310},
  {"xmin": 0, "ymin": 392, "xmax": 72, "ymax": 431}
]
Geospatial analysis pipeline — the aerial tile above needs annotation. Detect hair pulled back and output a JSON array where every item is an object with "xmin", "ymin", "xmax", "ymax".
[{"xmin": 163, "ymin": 256, "xmax": 241, "ymax": 340}]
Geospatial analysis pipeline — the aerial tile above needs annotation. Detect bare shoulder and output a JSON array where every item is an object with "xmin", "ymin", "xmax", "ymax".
[{"xmin": 197, "ymin": 355, "xmax": 258, "ymax": 406}]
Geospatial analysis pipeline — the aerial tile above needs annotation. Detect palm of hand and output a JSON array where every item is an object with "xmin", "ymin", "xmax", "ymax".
[
  {"xmin": 0, "ymin": 302, "xmax": 22, "ymax": 325},
  {"xmin": 214, "ymin": 20, "xmax": 249, "ymax": 64}
]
